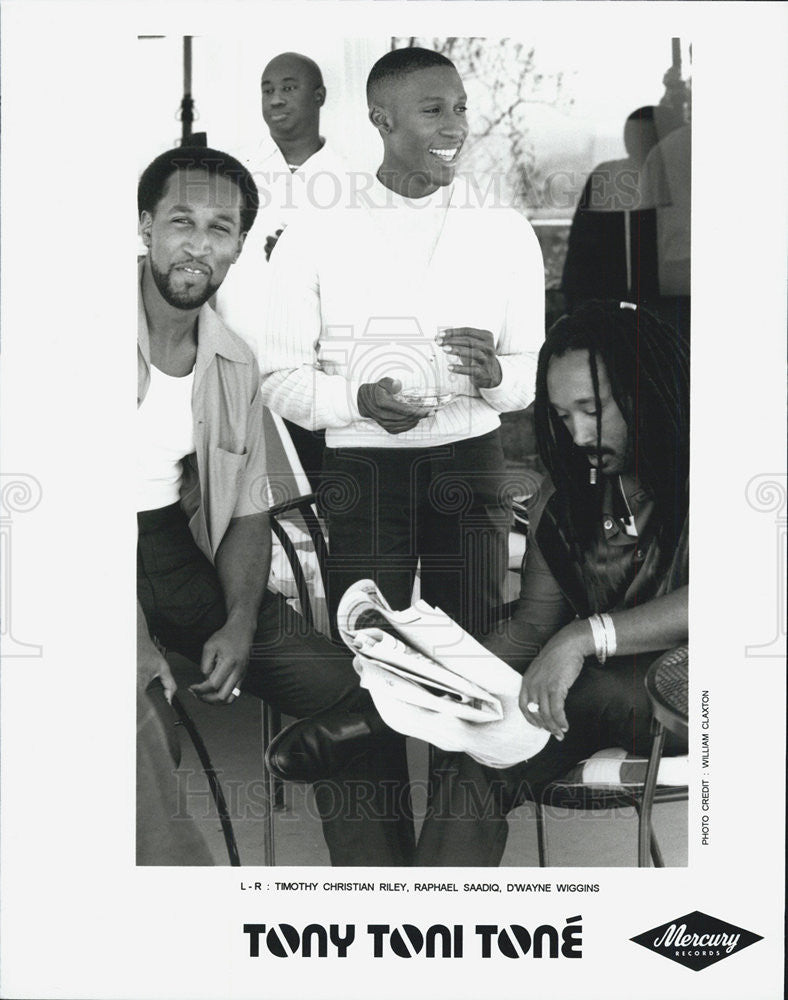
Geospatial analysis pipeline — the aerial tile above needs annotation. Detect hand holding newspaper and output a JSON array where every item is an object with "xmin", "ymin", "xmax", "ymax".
[{"xmin": 336, "ymin": 580, "xmax": 550, "ymax": 768}]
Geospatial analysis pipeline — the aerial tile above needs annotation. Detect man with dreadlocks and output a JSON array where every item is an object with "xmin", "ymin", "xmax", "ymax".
[{"xmin": 413, "ymin": 299, "xmax": 689, "ymax": 865}]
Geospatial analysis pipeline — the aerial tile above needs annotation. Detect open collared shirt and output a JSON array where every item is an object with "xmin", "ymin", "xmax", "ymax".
[
  {"xmin": 137, "ymin": 261, "xmax": 268, "ymax": 562},
  {"xmin": 521, "ymin": 473, "xmax": 689, "ymax": 629}
]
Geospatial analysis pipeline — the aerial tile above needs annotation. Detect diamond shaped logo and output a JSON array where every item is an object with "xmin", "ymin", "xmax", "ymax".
[{"xmin": 631, "ymin": 911, "xmax": 762, "ymax": 970}]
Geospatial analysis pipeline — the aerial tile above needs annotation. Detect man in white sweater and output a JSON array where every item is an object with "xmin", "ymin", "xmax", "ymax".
[{"xmin": 260, "ymin": 46, "xmax": 545, "ymax": 636}]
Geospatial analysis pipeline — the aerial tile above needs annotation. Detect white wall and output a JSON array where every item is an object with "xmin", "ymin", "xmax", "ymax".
[{"xmin": 137, "ymin": 34, "xmax": 388, "ymax": 175}]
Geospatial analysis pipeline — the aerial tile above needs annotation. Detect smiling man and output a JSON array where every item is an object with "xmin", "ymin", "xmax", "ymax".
[
  {"xmin": 413, "ymin": 300, "xmax": 690, "ymax": 865},
  {"xmin": 136, "ymin": 146, "xmax": 414, "ymax": 866},
  {"xmin": 369, "ymin": 51, "xmax": 467, "ymax": 198},
  {"xmin": 259, "ymin": 47, "xmax": 545, "ymax": 648}
]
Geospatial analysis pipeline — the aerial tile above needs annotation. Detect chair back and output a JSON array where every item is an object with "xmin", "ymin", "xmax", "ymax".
[{"xmin": 268, "ymin": 494, "xmax": 330, "ymax": 635}]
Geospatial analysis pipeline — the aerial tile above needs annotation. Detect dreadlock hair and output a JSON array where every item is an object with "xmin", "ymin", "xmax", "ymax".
[{"xmin": 534, "ymin": 300, "xmax": 689, "ymax": 576}]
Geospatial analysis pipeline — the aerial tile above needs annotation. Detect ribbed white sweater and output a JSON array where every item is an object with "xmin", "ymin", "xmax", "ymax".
[{"xmin": 260, "ymin": 178, "xmax": 545, "ymax": 448}]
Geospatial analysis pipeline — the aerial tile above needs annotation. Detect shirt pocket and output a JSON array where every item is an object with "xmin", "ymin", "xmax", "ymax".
[{"xmin": 205, "ymin": 446, "xmax": 248, "ymax": 544}]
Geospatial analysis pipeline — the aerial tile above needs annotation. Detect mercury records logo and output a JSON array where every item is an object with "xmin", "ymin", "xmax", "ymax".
[{"xmin": 630, "ymin": 911, "xmax": 762, "ymax": 970}]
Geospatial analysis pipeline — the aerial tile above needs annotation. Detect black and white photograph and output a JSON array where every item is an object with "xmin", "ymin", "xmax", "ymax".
[
  {"xmin": 0, "ymin": 2, "xmax": 785, "ymax": 999},
  {"xmin": 133, "ymin": 29, "xmax": 691, "ymax": 870}
]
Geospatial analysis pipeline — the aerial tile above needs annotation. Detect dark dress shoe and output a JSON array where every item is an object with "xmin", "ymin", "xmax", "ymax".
[{"xmin": 265, "ymin": 706, "xmax": 384, "ymax": 782}]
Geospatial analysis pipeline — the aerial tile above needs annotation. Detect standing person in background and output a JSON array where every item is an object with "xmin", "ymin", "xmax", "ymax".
[
  {"xmin": 260, "ymin": 46, "xmax": 545, "ymax": 638},
  {"xmin": 217, "ymin": 52, "xmax": 349, "ymax": 490},
  {"xmin": 637, "ymin": 120, "xmax": 691, "ymax": 343},
  {"xmin": 562, "ymin": 106, "xmax": 682, "ymax": 312}
]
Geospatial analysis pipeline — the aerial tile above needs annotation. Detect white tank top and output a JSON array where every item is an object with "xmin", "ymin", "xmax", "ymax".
[{"xmin": 137, "ymin": 364, "xmax": 195, "ymax": 512}]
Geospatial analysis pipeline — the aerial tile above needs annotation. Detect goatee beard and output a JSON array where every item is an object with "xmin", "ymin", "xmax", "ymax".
[{"xmin": 151, "ymin": 259, "xmax": 218, "ymax": 310}]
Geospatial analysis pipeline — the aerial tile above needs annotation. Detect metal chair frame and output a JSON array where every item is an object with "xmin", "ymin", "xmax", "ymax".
[
  {"xmin": 534, "ymin": 646, "xmax": 689, "ymax": 868},
  {"xmin": 638, "ymin": 645, "xmax": 689, "ymax": 866},
  {"xmin": 156, "ymin": 494, "xmax": 327, "ymax": 868},
  {"xmin": 155, "ymin": 633, "xmax": 243, "ymax": 866},
  {"xmin": 534, "ymin": 782, "xmax": 688, "ymax": 868},
  {"xmin": 172, "ymin": 693, "xmax": 241, "ymax": 866},
  {"xmin": 261, "ymin": 493, "xmax": 329, "ymax": 865}
]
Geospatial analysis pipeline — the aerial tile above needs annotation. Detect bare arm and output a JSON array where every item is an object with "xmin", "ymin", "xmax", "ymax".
[
  {"xmin": 520, "ymin": 585, "xmax": 688, "ymax": 739},
  {"xmin": 574, "ymin": 586, "xmax": 687, "ymax": 657},
  {"xmin": 189, "ymin": 512, "xmax": 272, "ymax": 704},
  {"xmin": 137, "ymin": 598, "xmax": 177, "ymax": 703},
  {"xmin": 483, "ymin": 517, "xmax": 575, "ymax": 673}
]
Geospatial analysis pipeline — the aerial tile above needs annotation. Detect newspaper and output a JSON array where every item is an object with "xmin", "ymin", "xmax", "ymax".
[{"xmin": 336, "ymin": 579, "xmax": 550, "ymax": 767}]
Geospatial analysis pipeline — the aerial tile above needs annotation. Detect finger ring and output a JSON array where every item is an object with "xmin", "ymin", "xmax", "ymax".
[
  {"xmin": 526, "ymin": 701, "xmax": 540, "ymax": 713},
  {"xmin": 231, "ymin": 687, "xmax": 242, "ymax": 699}
]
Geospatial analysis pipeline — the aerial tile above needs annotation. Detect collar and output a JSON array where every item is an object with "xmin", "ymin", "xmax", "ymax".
[
  {"xmin": 137, "ymin": 258, "xmax": 251, "ymax": 379},
  {"xmin": 256, "ymin": 137, "xmax": 328, "ymax": 172},
  {"xmin": 533, "ymin": 474, "xmax": 654, "ymax": 615},
  {"xmin": 370, "ymin": 174, "xmax": 455, "ymax": 211}
]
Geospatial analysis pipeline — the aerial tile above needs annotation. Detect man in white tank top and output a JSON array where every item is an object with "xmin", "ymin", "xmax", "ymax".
[{"xmin": 136, "ymin": 147, "xmax": 413, "ymax": 866}]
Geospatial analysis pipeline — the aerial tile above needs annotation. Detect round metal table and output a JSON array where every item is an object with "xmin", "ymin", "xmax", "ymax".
[{"xmin": 638, "ymin": 645, "xmax": 689, "ymax": 866}]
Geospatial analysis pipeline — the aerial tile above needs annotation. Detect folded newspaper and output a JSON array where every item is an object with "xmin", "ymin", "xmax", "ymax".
[{"xmin": 336, "ymin": 580, "xmax": 550, "ymax": 769}]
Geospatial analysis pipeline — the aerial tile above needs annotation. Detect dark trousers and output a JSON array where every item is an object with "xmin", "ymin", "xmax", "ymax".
[
  {"xmin": 283, "ymin": 418, "xmax": 326, "ymax": 495},
  {"xmin": 319, "ymin": 429, "xmax": 512, "ymax": 636},
  {"xmin": 137, "ymin": 502, "xmax": 414, "ymax": 866},
  {"xmin": 415, "ymin": 651, "xmax": 687, "ymax": 866}
]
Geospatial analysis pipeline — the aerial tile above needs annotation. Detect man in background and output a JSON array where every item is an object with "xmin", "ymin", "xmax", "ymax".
[
  {"xmin": 217, "ymin": 52, "xmax": 349, "ymax": 487},
  {"xmin": 561, "ymin": 106, "xmax": 681, "ymax": 310},
  {"xmin": 638, "ymin": 119, "xmax": 691, "ymax": 342}
]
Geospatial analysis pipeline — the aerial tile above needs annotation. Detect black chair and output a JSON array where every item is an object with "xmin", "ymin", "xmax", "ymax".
[
  {"xmin": 261, "ymin": 493, "xmax": 330, "ymax": 864},
  {"xmin": 155, "ymin": 494, "xmax": 327, "ymax": 867},
  {"xmin": 154, "ymin": 639, "xmax": 242, "ymax": 866},
  {"xmin": 533, "ymin": 646, "xmax": 689, "ymax": 868},
  {"xmin": 171, "ymin": 693, "xmax": 241, "ymax": 865}
]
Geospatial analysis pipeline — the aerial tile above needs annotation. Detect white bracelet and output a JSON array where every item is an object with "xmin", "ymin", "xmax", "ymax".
[
  {"xmin": 600, "ymin": 613, "xmax": 617, "ymax": 659},
  {"xmin": 588, "ymin": 614, "xmax": 608, "ymax": 664}
]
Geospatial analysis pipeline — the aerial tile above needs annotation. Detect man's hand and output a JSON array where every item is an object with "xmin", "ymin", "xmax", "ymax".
[
  {"xmin": 190, "ymin": 618, "xmax": 254, "ymax": 704},
  {"xmin": 138, "ymin": 599, "xmax": 177, "ymax": 703},
  {"xmin": 519, "ymin": 624, "xmax": 588, "ymax": 740},
  {"xmin": 357, "ymin": 377, "xmax": 431, "ymax": 434},
  {"xmin": 138, "ymin": 644, "xmax": 178, "ymax": 705},
  {"xmin": 438, "ymin": 328, "xmax": 502, "ymax": 389},
  {"xmin": 264, "ymin": 228, "xmax": 285, "ymax": 262}
]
